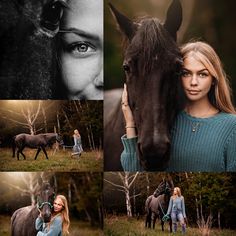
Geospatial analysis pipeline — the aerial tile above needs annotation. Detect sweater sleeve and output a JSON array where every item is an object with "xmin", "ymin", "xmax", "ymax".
[
  {"xmin": 225, "ymin": 128, "xmax": 236, "ymax": 171},
  {"xmin": 35, "ymin": 216, "xmax": 43, "ymax": 231},
  {"xmin": 36, "ymin": 216, "xmax": 62, "ymax": 236},
  {"xmin": 167, "ymin": 197, "xmax": 173, "ymax": 215},
  {"xmin": 181, "ymin": 196, "xmax": 186, "ymax": 218},
  {"xmin": 120, "ymin": 135, "xmax": 143, "ymax": 171}
]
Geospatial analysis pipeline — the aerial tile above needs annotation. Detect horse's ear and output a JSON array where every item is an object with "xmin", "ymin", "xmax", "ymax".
[
  {"xmin": 109, "ymin": 3, "xmax": 137, "ymax": 41},
  {"xmin": 163, "ymin": 0, "xmax": 182, "ymax": 41}
]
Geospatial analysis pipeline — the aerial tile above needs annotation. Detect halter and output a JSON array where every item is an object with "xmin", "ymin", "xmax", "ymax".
[{"xmin": 37, "ymin": 201, "xmax": 54, "ymax": 210}]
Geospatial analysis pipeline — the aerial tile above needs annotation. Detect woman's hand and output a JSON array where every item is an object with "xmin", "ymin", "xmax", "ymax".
[{"xmin": 121, "ymin": 84, "xmax": 137, "ymax": 138}]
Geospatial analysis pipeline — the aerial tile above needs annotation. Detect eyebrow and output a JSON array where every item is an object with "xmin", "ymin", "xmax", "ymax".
[
  {"xmin": 182, "ymin": 68, "xmax": 209, "ymax": 73},
  {"xmin": 59, "ymin": 27, "xmax": 100, "ymax": 41}
]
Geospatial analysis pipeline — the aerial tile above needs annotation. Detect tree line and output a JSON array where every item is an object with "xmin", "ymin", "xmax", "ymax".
[{"xmin": 104, "ymin": 172, "xmax": 236, "ymax": 229}]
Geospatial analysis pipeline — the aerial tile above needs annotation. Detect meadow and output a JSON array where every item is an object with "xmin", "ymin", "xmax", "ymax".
[
  {"xmin": 104, "ymin": 215, "xmax": 236, "ymax": 236},
  {"xmin": 0, "ymin": 148, "xmax": 103, "ymax": 172},
  {"xmin": 0, "ymin": 215, "xmax": 103, "ymax": 236}
]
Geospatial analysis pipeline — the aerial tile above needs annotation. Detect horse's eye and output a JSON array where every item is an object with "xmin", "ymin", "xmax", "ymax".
[{"xmin": 123, "ymin": 64, "xmax": 130, "ymax": 73}]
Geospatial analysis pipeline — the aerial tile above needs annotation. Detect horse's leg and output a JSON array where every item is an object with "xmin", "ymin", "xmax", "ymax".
[
  {"xmin": 34, "ymin": 147, "xmax": 41, "ymax": 160},
  {"xmin": 145, "ymin": 211, "xmax": 151, "ymax": 228},
  {"xmin": 41, "ymin": 147, "xmax": 49, "ymax": 159},
  {"xmin": 170, "ymin": 219, "xmax": 172, "ymax": 233},
  {"xmin": 152, "ymin": 214, "xmax": 157, "ymax": 229},
  {"xmin": 161, "ymin": 218, "xmax": 164, "ymax": 231}
]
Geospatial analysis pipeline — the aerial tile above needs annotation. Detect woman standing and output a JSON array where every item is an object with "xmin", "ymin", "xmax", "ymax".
[
  {"xmin": 35, "ymin": 194, "xmax": 70, "ymax": 235},
  {"xmin": 166, "ymin": 187, "xmax": 186, "ymax": 234},
  {"xmin": 72, "ymin": 129, "xmax": 83, "ymax": 156},
  {"xmin": 121, "ymin": 41, "xmax": 236, "ymax": 171}
]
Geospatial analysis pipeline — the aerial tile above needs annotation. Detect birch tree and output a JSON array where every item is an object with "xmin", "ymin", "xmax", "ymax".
[{"xmin": 104, "ymin": 172, "xmax": 140, "ymax": 217}]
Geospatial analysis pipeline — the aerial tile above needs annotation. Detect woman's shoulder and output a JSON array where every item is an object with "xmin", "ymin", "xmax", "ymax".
[{"xmin": 53, "ymin": 214, "xmax": 62, "ymax": 224}]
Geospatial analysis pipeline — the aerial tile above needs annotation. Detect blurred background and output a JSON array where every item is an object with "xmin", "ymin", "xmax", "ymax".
[
  {"xmin": 105, "ymin": 0, "xmax": 236, "ymax": 103},
  {"xmin": 0, "ymin": 172, "xmax": 103, "ymax": 236}
]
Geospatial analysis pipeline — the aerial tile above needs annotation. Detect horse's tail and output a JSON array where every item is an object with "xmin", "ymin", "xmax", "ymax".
[{"xmin": 12, "ymin": 136, "xmax": 16, "ymax": 158}]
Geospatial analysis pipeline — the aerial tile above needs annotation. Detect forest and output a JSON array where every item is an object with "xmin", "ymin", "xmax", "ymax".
[
  {"xmin": 0, "ymin": 100, "xmax": 103, "ymax": 150},
  {"xmin": 0, "ymin": 172, "xmax": 103, "ymax": 235},
  {"xmin": 104, "ymin": 172, "xmax": 236, "ymax": 235}
]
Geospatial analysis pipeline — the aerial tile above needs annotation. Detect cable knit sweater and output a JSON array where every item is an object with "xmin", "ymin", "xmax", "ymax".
[
  {"xmin": 167, "ymin": 196, "xmax": 186, "ymax": 218},
  {"xmin": 121, "ymin": 111, "xmax": 236, "ymax": 172}
]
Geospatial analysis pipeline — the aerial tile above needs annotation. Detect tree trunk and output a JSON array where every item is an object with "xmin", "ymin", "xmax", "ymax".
[{"xmin": 218, "ymin": 211, "xmax": 221, "ymax": 230}]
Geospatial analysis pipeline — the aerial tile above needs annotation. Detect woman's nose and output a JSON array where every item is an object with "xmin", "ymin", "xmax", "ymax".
[
  {"xmin": 190, "ymin": 74, "xmax": 198, "ymax": 86},
  {"xmin": 93, "ymin": 68, "xmax": 103, "ymax": 87}
]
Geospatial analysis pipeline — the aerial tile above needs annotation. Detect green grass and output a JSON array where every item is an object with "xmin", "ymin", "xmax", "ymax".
[
  {"xmin": 0, "ymin": 148, "xmax": 103, "ymax": 171},
  {"xmin": 104, "ymin": 215, "xmax": 236, "ymax": 236},
  {"xmin": 0, "ymin": 215, "xmax": 103, "ymax": 236}
]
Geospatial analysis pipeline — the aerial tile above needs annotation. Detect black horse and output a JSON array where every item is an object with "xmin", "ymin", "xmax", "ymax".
[
  {"xmin": 145, "ymin": 180, "xmax": 174, "ymax": 231},
  {"xmin": 0, "ymin": 0, "xmax": 67, "ymax": 99},
  {"xmin": 11, "ymin": 176, "xmax": 55, "ymax": 236},
  {"xmin": 12, "ymin": 133, "xmax": 62, "ymax": 160},
  {"xmin": 104, "ymin": 0, "xmax": 184, "ymax": 171}
]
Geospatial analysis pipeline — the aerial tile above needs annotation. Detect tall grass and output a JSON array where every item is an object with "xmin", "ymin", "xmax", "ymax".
[
  {"xmin": 0, "ymin": 148, "xmax": 103, "ymax": 171},
  {"xmin": 104, "ymin": 215, "xmax": 236, "ymax": 236}
]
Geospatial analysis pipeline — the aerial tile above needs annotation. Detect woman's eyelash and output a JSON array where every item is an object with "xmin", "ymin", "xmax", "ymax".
[{"xmin": 64, "ymin": 41, "xmax": 96, "ymax": 53}]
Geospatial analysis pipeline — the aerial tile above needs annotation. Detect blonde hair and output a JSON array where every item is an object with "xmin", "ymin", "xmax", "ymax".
[
  {"xmin": 173, "ymin": 187, "xmax": 182, "ymax": 198},
  {"xmin": 49, "ymin": 195, "xmax": 70, "ymax": 235},
  {"xmin": 181, "ymin": 41, "xmax": 236, "ymax": 114}
]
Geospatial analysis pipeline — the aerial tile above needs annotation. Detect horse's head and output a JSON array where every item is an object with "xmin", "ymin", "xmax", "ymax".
[
  {"xmin": 56, "ymin": 133, "xmax": 64, "ymax": 145},
  {"xmin": 110, "ymin": 0, "xmax": 183, "ymax": 170},
  {"xmin": 36, "ymin": 177, "xmax": 55, "ymax": 223},
  {"xmin": 153, "ymin": 179, "xmax": 174, "ymax": 197}
]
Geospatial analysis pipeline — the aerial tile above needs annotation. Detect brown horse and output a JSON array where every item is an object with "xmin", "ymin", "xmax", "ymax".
[
  {"xmin": 12, "ymin": 133, "xmax": 62, "ymax": 160},
  {"xmin": 11, "ymin": 176, "xmax": 55, "ymax": 236},
  {"xmin": 104, "ymin": 0, "xmax": 184, "ymax": 171}
]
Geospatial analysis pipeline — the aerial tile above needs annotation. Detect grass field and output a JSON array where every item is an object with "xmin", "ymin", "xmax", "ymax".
[
  {"xmin": 0, "ymin": 148, "xmax": 103, "ymax": 172},
  {"xmin": 0, "ymin": 215, "xmax": 103, "ymax": 236},
  {"xmin": 104, "ymin": 215, "xmax": 236, "ymax": 236}
]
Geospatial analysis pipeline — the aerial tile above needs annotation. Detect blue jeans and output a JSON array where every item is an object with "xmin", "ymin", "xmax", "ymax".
[{"xmin": 171, "ymin": 210, "xmax": 186, "ymax": 233}]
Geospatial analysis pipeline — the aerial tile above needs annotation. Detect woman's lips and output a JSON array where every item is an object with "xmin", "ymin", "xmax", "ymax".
[{"xmin": 187, "ymin": 89, "xmax": 201, "ymax": 95}]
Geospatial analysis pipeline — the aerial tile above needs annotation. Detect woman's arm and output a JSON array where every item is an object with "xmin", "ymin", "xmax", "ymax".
[
  {"xmin": 36, "ymin": 216, "xmax": 62, "ymax": 236},
  {"xmin": 181, "ymin": 196, "xmax": 186, "ymax": 218},
  {"xmin": 121, "ymin": 84, "xmax": 136, "ymax": 138},
  {"xmin": 167, "ymin": 197, "xmax": 173, "ymax": 215},
  {"xmin": 35, "ymin": 216, "xmax": 43, "ymax": 231},
  {"xmin": 225, "ymin": 128, "xmax": 236, "ymax": 171}
]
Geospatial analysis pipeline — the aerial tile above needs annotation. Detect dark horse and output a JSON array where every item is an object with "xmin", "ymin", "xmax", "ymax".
[
  {"xmin": 0, "ymin": 0, "xmax": 67, "ymax": 99},
  {"xmin": 11, "ymin": 176, "xmax": 55, "ymax": 236},
  {"xmin": 145, "ymin": 180, "xmax": 174, "ymax": 231},
  {"xmin": 12, "ymin": 133, "xmax": 62, "ymax": 160},
  {"xmin": 104, "ymin": 0, "xmax": 184, "ymax": 171}
]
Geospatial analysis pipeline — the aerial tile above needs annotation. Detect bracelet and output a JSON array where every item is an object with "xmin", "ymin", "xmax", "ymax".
[{"xmin": 125, "ymin": 126, "xmax": 136, "ymax": 129}]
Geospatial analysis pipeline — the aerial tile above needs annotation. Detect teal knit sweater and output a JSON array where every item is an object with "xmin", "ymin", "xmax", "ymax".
[{"xmin": 121, "ymin": 111, "xmax": 236, "ymax": 172}]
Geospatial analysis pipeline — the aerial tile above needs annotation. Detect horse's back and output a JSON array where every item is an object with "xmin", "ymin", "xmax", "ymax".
[
  {"xmin": 104, "ymin": 89, "xmax": 125, "ymax": 171},
  {"xmin": 11, "ymin": 205, "xmax": 38, "ymax": 236}
]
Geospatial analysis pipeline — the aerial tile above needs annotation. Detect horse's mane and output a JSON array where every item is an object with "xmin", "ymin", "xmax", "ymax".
[{"xmin": 123, "ymin": 17, "xmax": 182, "ymax": 76}]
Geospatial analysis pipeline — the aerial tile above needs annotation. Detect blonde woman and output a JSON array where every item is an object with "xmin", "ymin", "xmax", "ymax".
[
  {"xmin": 35, "ymin": 195, "xmax": 70, "ymax": 235},
  {"xmin": 166, "ymin": 187, "xmax": 186, "ymax": 234},
  {"xmin": 72, "ymin": 129, "xmax": 83, "ymax": 156},
  {"xmin": 121, "ymin": 41, "xmax": 236, "ymax": 171}
]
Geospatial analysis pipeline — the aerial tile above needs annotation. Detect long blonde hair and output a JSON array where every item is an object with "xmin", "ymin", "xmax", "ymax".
[
  {"xmin": 172, "ymin": 187, "xmax": 182, "ymax": 199},
  {"xmin": 50, "ymin": 194, "xmax": 70, "ymax": 235},
  {"xmin": 181, "ymin": 41, "xmax": 236, "ymax": 114}
]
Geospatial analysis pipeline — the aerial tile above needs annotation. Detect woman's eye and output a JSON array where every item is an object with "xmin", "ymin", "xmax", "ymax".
[
  {"xmin": 181, "ymin": 71, "xmax": 191, "ymax": 77},
  {"xmin": 65, "ymin": 42, "xmax": 96, "ymax": 57},
  {"xmin": 199, "ymin": 72, "xmax": 208, "ymax": 78}
]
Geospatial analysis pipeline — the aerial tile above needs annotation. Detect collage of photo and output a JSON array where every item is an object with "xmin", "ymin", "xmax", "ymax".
[{"xmin": 0, "ymin": 0, "xmax": 236, "ymax": 235}]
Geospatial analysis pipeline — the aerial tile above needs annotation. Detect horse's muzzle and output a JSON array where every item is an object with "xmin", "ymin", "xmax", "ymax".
[{"xmin": 138, "ymin": 140, "xmax": 170, "ymax": 171}]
